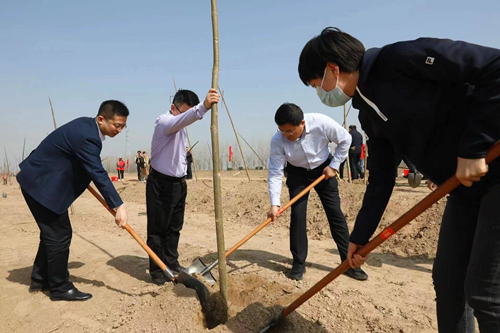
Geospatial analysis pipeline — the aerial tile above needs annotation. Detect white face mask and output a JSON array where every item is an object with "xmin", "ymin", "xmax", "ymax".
[{"xmin": 315, "ymin": 67, "xmax": 352, "ymax": 107}]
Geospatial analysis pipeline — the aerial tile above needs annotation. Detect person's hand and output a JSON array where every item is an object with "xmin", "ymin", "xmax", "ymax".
[
  {"xmin": 347, "ymin": 242, "xmax": 368, "ymax": 268},
  {"xmin": 267, "ymin": 206, "xmax": 280, "ymax": 223},
  {"xmin": 350, "ymin": 147, "xmax": 356, "ymax": 150},
  {"xmin": 323, "ymin": 166, "xmax": 337, "ymax": 180},
  {"xmin": 427, "ymin": 180, "xmax": 438, "ymax": 191},
  {"xmin": 115, "ymin": 205, "xmax": 128, "ymax": 229},
  {"xmin": 203, "ymin": 88, "xmax": 220, "ymax": 110},
  {"xmin": 456, "ymin": 157, "xmax": 488, "ymax": 187}
]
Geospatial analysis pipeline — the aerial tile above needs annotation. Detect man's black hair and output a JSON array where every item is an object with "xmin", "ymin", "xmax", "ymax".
[
  {"xmin": 298, "ymin": 27, "xmax": 365, "ymax": 86},
  {"xmin": 142, "ymin": 151, "xmax": 146, "ymax": 154},
  {"xmin": 173, "ymin": 89, "xmax": 200, "ymax": 108},
  {"xmin": 137, "ymin": 150, "xmax": 141, "ymax": 153},
  {"xmin": 274, "ymin": 103, "xmax": 304, "ymax": 126},
  {"xmin": 97, "ymin": 100, "xmax": 129, "ymax": 118},
  {"xmin": 349, "ymin": 125, "xmax": 357, "ymax": 130}
]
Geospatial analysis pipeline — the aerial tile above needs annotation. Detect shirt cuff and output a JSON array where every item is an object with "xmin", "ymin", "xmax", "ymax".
[
  {"xmin": 270, "ymin": 196, "xmax": 281, "ymax": 207},
  {"xmin": 329, "ymin": 160, "xmax": 341, "ymax": 171},
  {"xmin": 195, "ymin": 102, "xmax": 209, "ymax": 118}
]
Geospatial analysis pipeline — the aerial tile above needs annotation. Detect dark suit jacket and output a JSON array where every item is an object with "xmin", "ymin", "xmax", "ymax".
[{"xmin": 17, "ymin": 117, "xmax": 123, "ymax": 215}]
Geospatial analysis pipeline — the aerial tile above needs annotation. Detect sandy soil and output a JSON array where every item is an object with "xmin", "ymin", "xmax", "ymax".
[{"xmin": 0, "ymin": 170, "xmax": 469, "ymax": 332}]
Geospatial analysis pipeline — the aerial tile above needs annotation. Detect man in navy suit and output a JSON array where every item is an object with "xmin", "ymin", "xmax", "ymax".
[{"xmin": 17, "ymin": 100, "xmax": 129, "ymax": 301}]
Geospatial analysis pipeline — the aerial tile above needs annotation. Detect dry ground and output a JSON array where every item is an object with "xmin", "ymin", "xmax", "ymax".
[{"xmin": 0, "ymin": 170, "xmax": 468, "ymax": 332}]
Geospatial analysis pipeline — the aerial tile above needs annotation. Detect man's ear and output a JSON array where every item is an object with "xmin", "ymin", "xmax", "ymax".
[
  {"xmin": 326, "ymin": 62, "xmax": 339, "ymax": 76},
  {"xmin": 301, "ymin": 120, "xmax": 306, "ymax": 126},
  {"xmin": 96, "ymin": 115, "xmax": 105, "ymax": 124}
]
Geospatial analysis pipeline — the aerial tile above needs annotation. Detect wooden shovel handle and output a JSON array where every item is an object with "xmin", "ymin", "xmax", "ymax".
[
  {"xmin": 86, "ymin": 186, "xmax": 171, "ymax": 278},
  {"xmin": 281, "ymin": 140, "xmax": 500, "ymax": 318},
  {"xmin": 225, "ymin": 174, "xmax": 326, "ymax": 258}
]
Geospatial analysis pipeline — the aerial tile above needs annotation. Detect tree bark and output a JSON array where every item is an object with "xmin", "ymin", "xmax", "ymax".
[{"xmin": 210, "ymin": 0, "xmax": 228, "ymax": 304}]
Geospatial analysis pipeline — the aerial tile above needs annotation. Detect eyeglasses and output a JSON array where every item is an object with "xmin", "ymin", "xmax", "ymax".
[
  {"xmin": 277, "ymin": 127, "xmax": 298, "ymax": 136},
  {"xmin": 106, "ymin": 119, "xmax": 127, "ymax": 130},
  {"xmin": 174, "ymin": 104, "xmax": 187, "ymax": 114}
]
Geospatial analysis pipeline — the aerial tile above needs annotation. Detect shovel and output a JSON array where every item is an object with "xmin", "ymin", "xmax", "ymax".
[
  {"xmin": 86, "ymin": 186, "xmax": 211, "ymax": 315},
  {"xmin": 188, "ymin": 174, "xmax": 327, "ymax": 285},
  {"xmin": 260, "ymin": 140, "xmax": 500, "ymax": 332}
]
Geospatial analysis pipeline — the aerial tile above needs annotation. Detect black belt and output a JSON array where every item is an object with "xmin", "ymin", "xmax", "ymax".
[
  {"xmin": 286, "ymin": 158, "xmax": 332, "ymax": 178},
  {"xmin": 150, "ymin": 168, "xmax": 186, "ymax": 183}
]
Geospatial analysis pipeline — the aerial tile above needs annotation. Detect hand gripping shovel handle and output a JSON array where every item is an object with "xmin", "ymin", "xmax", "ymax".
[
  {"xmin": 86, "ymin": 186, "xmax": 177, "ymax": 281},
  {"xmin": 264, "ymin": 140, "xmax": 500, "ymax": 330},
  {"xmin": 199, "ymin": 174, "xmax": 327, "ymax": 276}
]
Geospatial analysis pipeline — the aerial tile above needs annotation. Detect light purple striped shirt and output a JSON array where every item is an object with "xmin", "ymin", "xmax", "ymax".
[{"xmin": 150, "ymin": 103, "xmax": 208, "ymax": 177}]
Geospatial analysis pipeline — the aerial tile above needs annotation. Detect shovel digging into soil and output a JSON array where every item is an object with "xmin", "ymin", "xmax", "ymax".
[
  {"xmin": 86, "ymin": 186, "xmax": 225, "ymax": 328},
  {"xmin": 188, "ymin": 174, "xmax": 327, "ymax": 285},
  {"xmin": 260, "ymin": 140, "xmax": 500, "ymax": 332}
]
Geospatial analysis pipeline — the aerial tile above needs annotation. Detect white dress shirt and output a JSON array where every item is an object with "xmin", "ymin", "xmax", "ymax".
[
  {"xmin": 268, "ymin": 113, "xmax": 351, "ymax": 206},
  {"xmin": 150, "ymin": 103, "xmax": 208, "ymax": 178}
]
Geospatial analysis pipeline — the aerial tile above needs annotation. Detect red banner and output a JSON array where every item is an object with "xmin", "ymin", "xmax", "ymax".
[
  {"xmin": 126, "ymin": 159, "xmax": 129, "ymax": 169},
  {"xmin": 229, "ymin": 146, "xmax": 233, "ymax": 162}
]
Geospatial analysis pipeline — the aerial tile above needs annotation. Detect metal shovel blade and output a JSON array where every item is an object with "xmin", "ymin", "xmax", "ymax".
[
  {"xmin": 188, "ymin": 258, "xmax": 217, "ymax": 286},
  {"xmin": 175, "ymin": 270, "xmax": 211, "ymax": 306}
]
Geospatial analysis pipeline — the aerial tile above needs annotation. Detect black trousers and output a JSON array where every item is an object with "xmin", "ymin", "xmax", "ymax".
[
  {"xmin": 349, "ymin": 146, "xmax": 362, "ymax": 179},
  {"xmin": 433, "ymin": 184, "xmax": 500, "ymax": 332},
  {"xmin": 117, "ymin": 169, "xmax": 124, "ymax": 180},
  {"xmin": 186, "ymin": 165, "xmax": 193, "ymax": 180},
  {"xmin": 286, "ymin": 161, "xmax": 350, "ymax": 266},
  {"xmin": 146, "ymin": 168, "xmax": 187, "ymax": 278},
  {"xmin": 136, "ymin": 165, "xmax": 142, "ymax": 180},
  {"xmin": 21, "ymin": 189, "xmax": 74, "ymax": 295}
]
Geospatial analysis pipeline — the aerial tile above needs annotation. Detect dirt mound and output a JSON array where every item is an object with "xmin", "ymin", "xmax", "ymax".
[
  {"xmin": 1, "ymin": 172, "xmax": 447, "ymax": 333},
  {"xmin": 118, "ymin": 177, "xmax": 445, "ymax": 258}
]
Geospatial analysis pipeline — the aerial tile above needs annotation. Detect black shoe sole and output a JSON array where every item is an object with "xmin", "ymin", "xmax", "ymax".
[{"xmin": 50, "ymin": 295, "xmax": 92, "ymax": 301}]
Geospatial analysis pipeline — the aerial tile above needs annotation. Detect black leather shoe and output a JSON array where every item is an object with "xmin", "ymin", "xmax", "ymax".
[
  {"xmin": 29, "ymin": 280, "xmax": 49, "ymax": 293},
  {"xmin": 50, "ymin": 288, "xmax": 92, "ymax": 301},
  {"xmin": 343, "ymin": 267, "xmax": 368, "ymax": 281},
  {"xmin": 168, "ymin": 265, "xmax": 187, "ymax": 275},
  {"xmin": 288, "ymin": 264, "xmax": 306, "ymax": 281},
  {"xmin": 151, "ymin": 275, "xmax": 171, "ymax": 285}
]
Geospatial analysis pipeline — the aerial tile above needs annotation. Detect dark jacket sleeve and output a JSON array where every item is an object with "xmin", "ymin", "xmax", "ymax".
[
  {"xmin": 385, "ymin": 38, "xmax": 500, "ymax": 158},
  {"xmin": 350, "ymin": 137, "xmax": 396, "ymax": 245},
  {"xmin": 74, "ymin": 137, "xmax": 123, "ymax": 209}
]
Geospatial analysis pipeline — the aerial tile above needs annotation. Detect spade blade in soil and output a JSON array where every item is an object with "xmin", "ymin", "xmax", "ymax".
[
  {"xmin": 175, "ymin": 271, "xmax": 211, "ymax": 305},
  {"xmin": 188, "ymin": 258, "xmax": 217, "ymax": 286}
]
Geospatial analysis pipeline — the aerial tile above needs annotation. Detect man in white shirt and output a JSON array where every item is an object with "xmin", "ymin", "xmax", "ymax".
[
  {"xmin": 147, "ymin": 88, "xmax": 219, "ymax": 285},
  {"xmin": 267, "ymin": 103, "xmax": 368, "ymax": 281}
]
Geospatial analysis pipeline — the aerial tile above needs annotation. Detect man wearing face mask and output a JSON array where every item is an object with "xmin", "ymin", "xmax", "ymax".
[
  {"xmin": 267, "ymin": 103, "xmax": 368, "ymax": 281},
  {"xmin": 299, "ymin": 27, "xmax": 500, "ymax": 332}
]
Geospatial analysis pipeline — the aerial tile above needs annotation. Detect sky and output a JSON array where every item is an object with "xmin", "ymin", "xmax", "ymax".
[{"xmin": 1, "ymin": 0, "xmax": 499, "ymax": 170}]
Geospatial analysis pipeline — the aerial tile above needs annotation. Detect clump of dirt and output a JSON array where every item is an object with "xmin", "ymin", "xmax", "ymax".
[{"xmin": 203, "ymin": 291, "xmax": 229, "ymax": 329}]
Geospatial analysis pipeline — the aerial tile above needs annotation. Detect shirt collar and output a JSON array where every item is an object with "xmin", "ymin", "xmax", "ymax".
[{"xmin": 95, "ymin": 118, "xmax": 106, "ymax": 142}]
